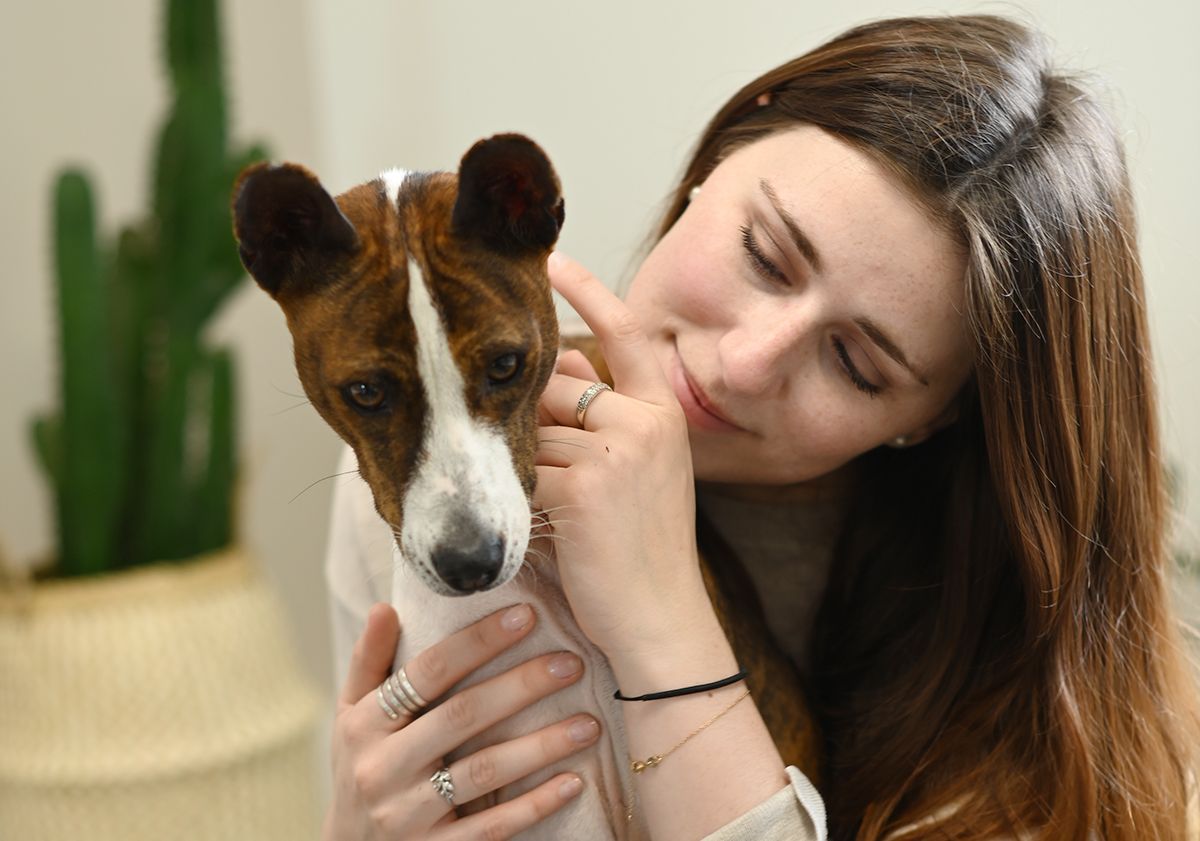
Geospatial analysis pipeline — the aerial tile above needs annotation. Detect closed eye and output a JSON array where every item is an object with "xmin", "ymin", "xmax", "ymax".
[
  {"xmin": 832, "ymin": 337, "xmax": 883, "ymax": 397},
  {"xmin": 740, "ymin": 224, "xmax": 788, "ymax": 285}
]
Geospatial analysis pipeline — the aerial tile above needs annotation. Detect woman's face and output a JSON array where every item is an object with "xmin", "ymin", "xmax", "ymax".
[{"xmin": 625, "ymin": 126, "xmax": 973, "ymax": 484}]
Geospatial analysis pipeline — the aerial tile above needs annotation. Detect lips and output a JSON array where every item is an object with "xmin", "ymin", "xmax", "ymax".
[{"xmin": 672, "ymin": 351, "xmax": 746, "ymax": 434}]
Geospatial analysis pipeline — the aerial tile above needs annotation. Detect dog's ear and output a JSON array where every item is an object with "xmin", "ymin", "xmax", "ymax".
[
  {"xmin": 451, "ymin": 134, "xmax": 565, "ymax": 255},
  {"xmin": 231, "ymin": 162, "xmax": 359, "ymax": 299}
]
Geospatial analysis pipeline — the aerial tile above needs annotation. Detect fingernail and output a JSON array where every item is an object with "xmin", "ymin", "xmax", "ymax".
[
  {"xmin": 568, "ymin": 717, "xmax": 599, "ymax": 743},
  {"xmin": 501, "ymin": 604, "xmax": 532, "ymax": 632},
  {"xmin": 559, "ymin": 776, "xmax": 583, "ymax": 799},
  {"xmin": 548, "ymin": 250, "xmax": 564, "ymax": 271},
  {"xmin": 548, "ymin": 653, "xmax": 582, "ymax": 679}
]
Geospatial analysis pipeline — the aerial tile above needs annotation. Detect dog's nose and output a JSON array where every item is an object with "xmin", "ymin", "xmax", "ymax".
[{"xmin": 432, "ymin": 533, "xmax": 504, "ymax": 593}]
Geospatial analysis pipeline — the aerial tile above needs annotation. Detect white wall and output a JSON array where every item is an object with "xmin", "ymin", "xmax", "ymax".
[
  {"xmin": 2, "ymin": 2, "xmax": 1196, "ymax": 817},
  {"xmin": 300, "ymin": 0, "xmax": 1199, "ymax": 574}
]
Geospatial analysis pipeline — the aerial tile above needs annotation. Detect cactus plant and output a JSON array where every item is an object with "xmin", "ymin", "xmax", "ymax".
[{"xmin": 30, "ymin": 0, "xmax": 266, "ymax": 577}]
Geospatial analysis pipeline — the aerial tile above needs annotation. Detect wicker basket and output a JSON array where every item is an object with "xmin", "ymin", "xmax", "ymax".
[{"xmin": 0, "ymin": 549, "xmax": 322, "ymax": 840}]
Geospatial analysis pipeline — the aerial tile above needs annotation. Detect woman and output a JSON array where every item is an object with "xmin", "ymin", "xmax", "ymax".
[{"xmin": 323, "ymin": 15, "xmax": 1200, "ymax": 840}]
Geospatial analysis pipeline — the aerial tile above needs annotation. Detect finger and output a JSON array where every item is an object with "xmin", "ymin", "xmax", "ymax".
[
  {"xmin": 538, "ymin": 350, "xmax": 605, "ymax": 428},
  {"xmin": 411, "ymin": 715, "xmax": 600, "ymax": 826},
  {"xmin": 556, "ymin": 348, "xmax": 601, "ymax": 382},
  {"xmin": 350, "ymin": 603, "xmax": 537, "ymax": 732},
  {"xmin": 340, "ymin": 603, "xmax": 401, "ymax": 709},
  {"xmin": 536, "ymin": 426, "xmax": 590, "ymax": 469},
  {"xmin": 396, "ymin": 650, "xmax": 586, "ymax": 764},
  {"xmin": 548, "ymin": 251, "xmax": 672, "ymax": 404},
  {"xmin": 540, "ymin": 371, "xmax": 622, "ymax": 431},
  {"xmin": 431, "ymin": 773, "xmax": 585, "ymax": 841}
]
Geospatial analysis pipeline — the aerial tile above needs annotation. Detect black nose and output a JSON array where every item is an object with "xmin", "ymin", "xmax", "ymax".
[{"xmin": 432, "ymin": 532, "xmax": 504, "ymax": 593}]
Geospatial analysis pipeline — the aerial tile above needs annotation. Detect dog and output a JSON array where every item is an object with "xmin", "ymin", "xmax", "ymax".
[{"xmin": 232, "ymin": 134, "xmax": 817, "ymax": 839}]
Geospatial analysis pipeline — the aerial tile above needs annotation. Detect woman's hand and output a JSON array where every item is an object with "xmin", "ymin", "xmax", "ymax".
[
  {"xmin": 535, "ymin": 252, "xmax": 726, "ymax": 679},
  {"xmin": 324, "ymin": 602, "xmax": 599, "ymax": 841}
]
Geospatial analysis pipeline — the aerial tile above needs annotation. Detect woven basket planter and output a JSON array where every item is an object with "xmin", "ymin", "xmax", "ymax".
[{"xmin": 0, "ymin": 549, "xmax": 321, "ymax": 840}]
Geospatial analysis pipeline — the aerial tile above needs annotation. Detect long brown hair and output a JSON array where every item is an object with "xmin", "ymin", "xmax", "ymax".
[{"xmin": 654, "ymin": 16, "xmax": 1200, "ymax": 840}]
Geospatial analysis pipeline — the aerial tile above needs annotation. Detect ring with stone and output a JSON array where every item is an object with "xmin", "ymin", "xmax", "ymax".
[{"xmin": 575, "ymin": 381, "xmax": 613, "ymax": 426}]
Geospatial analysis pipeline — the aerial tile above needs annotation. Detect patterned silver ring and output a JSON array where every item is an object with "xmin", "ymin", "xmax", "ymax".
[
  {"xmin": 431, "ymin": 766, "xmax": 456, "ymax": 805},
  {"xmin": 575, "ymin": 381, "xmax": 613, "ymax": 426}
]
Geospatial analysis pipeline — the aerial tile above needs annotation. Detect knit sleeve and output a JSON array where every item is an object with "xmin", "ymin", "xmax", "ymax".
[{"xmin": 701, "ymin": 766, "xmax": 827, "ymax": 841}]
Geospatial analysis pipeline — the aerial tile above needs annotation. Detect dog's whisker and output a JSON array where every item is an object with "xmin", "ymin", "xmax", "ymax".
[
  {"xmin": 271, "ymin": 383, "xmax": 310, "ymax": 400},
  {"xmin": 524, "ymin": 546, "xmax": 551, "ymax": 565},
  {"xmin": 534, "ymin": 516, "xmax": 581, "ymax": 529},
  {"xmin": 289, "ymin": 469, "xmax": 362, "ymax": 504},
  {"xmin": 530, "ymin": 505, "xmax": 581, "ymax": 522},
  {"xmin": 531, "ymin": 531, "xmax": 578, "ymax": 548},
  {"xmin": 271, "ymin": 399, "xmax": 315, "ymax": 416},
  {"xmin": 537, "ymin": 437, "xmax": 591, "ymax": 449},
  {"xmin": 529, "ymin": 530, "xmax": 574, "ymax": 543}
]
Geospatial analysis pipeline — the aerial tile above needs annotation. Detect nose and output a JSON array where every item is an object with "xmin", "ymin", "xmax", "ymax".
[
  {"xmin": 718, "ymin": 313, "xmax": 813, "ymax": 396},
  {"xmin": 431, "ymin": 522, "xmax": 505, "ymax": 593}
]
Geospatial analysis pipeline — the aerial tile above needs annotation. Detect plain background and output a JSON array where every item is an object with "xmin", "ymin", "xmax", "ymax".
[{"xmin": 3, "ymin": 0, "xmax": 1197, "ymax": 817}]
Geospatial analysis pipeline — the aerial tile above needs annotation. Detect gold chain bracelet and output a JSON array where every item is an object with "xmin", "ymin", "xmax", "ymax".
[{"xmin": 629, "ymin": 688, "xmax": 752, "ymax": 774}]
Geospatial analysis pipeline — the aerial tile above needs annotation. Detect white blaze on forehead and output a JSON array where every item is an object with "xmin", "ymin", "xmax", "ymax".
[
  {"xmin": 379, "ymin": 168, "xmax": 410, "ymax": 204},
  {"xmin": 400, "ymin": 258, "xmax": 529, "ymax": 593}
]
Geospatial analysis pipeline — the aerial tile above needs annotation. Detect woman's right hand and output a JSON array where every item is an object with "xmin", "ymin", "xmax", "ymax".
[{"xmin": 323, "ymin": 602, "xmax": 598, "ymax": 840}]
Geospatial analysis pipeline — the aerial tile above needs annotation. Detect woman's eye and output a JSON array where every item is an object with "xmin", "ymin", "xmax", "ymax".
[
  {"xmin": 343, "ymin": 381, "xmax": 388, "ymax": 413},
  {"xmin": 740, "ymin": 224, "xmax": 788, "ymax": 284},
  {"xmin": 487, "ymin": 352, "xmax": 524, "ymax": 385},
  {"xmin": 831, "ymin": 337, "xmax": 883, "ymax": 398}
]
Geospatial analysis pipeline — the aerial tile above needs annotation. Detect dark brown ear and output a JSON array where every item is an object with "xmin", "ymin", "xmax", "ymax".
[
  {"xmin": 451, "ymin": 134, "xmax": 564, "ymax": 255},
  {"xmin": 231, "ymin": 162, "xmax": 359, "ymax": 299}
]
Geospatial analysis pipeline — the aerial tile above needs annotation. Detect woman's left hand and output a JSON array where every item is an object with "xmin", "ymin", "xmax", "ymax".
[{"xmin": 534, "ymin": 252, "xmax": 717, "ymax": 671}]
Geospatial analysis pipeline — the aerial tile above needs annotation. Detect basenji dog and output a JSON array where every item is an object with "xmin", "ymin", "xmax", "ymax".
[{"xmin": 232, "ymin": 134, "xmax": 817, "ymax": 840}]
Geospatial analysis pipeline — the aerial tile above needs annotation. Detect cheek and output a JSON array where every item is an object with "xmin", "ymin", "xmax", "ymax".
[{"xmin": 636, "ymin": 226, "xmax": 732, "ymax": 328}]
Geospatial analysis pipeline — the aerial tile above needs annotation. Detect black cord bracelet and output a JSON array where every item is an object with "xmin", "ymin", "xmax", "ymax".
[{"xmin": 613, "ymin": 668, "xmax": 748, "ymax": 701}]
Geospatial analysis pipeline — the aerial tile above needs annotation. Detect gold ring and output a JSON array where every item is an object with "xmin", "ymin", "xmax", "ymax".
[{"xmin": 575, "ymin": 381, "xmax": 613, "ymax": 426}]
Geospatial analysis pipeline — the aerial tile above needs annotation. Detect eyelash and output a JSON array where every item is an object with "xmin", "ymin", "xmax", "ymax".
[
  {"xmin": 740, "ymin": 224, "xmax": 788, "ymax": 284},
  {"xmin": 739, "ymin": 223, "xmax": 882, "ymax": 398},
  {"xmin": 832, "ymin": 337, "xmax": 882, "ymax": 397}
]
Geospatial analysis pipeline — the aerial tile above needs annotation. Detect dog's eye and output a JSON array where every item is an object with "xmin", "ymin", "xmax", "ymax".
[
  {"xmin": 487, "ymin": 352, "xmax": 524, "ymax": 385},
  {"xmin": 343, "ymin": 381, "xmax": 387, "ymax": 413}
]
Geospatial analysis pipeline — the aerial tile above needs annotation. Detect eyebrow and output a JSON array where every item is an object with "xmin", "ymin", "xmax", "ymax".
[
  {"xmin": 854, "ymin": 317, "xmax": 931, "ymax": 387},
  {"xmin": 759, "ymin": 179, "xmax": 823, "ymax": 274}
]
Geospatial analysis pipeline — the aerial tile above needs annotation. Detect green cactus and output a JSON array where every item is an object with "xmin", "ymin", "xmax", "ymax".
[{"xmin": 30, "ymin": 0, "xmax": 266, "ymax": 577}]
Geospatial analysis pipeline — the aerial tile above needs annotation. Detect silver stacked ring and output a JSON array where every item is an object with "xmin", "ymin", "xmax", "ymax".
[
  {"xmin": 575, "ymin": 381, "xmax": 613, "ymax": 426},
  {"xmin": 375, "ymin": 665, "xmax": 429, "ymax": 721}
]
